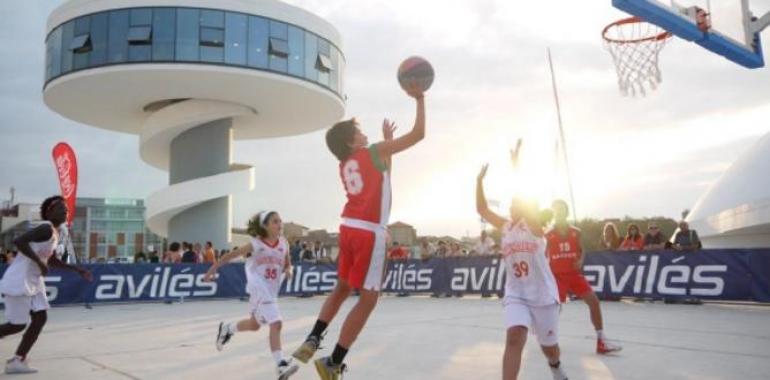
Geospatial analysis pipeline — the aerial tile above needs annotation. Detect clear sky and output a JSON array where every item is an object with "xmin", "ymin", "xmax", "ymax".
[{"xmin": 1, "ymin": 0, "xmax": 769, "ymax": 238}]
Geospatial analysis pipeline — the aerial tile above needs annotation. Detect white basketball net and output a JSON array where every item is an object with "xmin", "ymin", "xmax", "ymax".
[{"xmin": 603, "ymin": 17, "xmax": 672, "ymax": 97}]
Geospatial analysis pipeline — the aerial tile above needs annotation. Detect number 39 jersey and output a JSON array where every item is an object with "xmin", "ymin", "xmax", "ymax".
[
  {"xmin": 340, "ymin": 146, "xmax": 391, "ymax": 225},
  {"xmin": 501, "ymin": 220, "xmax": 560, "ymax": 306},
  {"xmin": 244, "ymin": 237, "xmax": 288, "ymax": 302}
]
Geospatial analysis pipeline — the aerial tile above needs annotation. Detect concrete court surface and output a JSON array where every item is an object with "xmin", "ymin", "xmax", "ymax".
[{"xmin": 1, "ymin": 296, "xmax": 768, "ymax": 380}]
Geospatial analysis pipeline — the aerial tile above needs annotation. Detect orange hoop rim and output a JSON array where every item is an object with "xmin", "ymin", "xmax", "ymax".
[{"xmin": 602, "ymin": 16, "xmax": 673, "ymax": 44}]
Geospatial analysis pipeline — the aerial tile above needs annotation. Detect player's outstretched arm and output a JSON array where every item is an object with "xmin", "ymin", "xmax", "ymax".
[
  {"xmin": 376, "ymin": 84, "xmax": 425, "ymax": 160},
  {"xmin": 476, "ymin": 164, "xmax": 507, "ymax": 229},
  {"xmin": 48, "ymin": 255, "xmax": 93, "ymax": 281},
  {"xmin": 203, "ymin": 244, "xmax": 251, "ymax": 281}
]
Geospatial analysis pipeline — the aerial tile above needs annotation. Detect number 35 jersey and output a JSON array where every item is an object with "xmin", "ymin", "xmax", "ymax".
[
  {"xmin": 245, "ymin": 237, "xmax": 288, "ymax": 302},
  {"xmin": 340, "ymin": 146, "xmax": 391, "ymax": 225},
  {"xmin": 501, "ymin": 220, "xmax": 560, "ymax": 306}
]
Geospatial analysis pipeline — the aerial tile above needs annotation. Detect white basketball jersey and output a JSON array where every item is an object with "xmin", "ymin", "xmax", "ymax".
[
  {"xmin": 0, "ymin": 222, "xmax": 58, "ymax": 297},
  {"xmin": 501, "ymin": 220, "xmax": 559, "ymax": 306},
  {"xmin": 244, "ymin": 237, "xmax": 288, "ymax": 302}
]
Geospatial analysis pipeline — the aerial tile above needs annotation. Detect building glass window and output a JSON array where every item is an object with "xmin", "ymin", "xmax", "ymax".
[
  {"xmin": 317, "ymin": 39, "xmax": 331, "ymax": 86},
  {"xmin": 304, "ymin": 32, "xmax": 318, "ymax": 82},
  {"xmin": 175, "ymin": 8, "xmax": 199, "ymax": 61},
  {"xmin": 287, "ymin": 26, "xmax": 304, "ymax": 77},
  {"xmin": 128, "ymin": 8, "xmax": 152, "ymax": 62},
  {"xmin": 316, "ymin": 53, "xmax": 332, "ymax": 73},
  {"xmin": 199, "ymin": 10, "xmax": 224, "ymax": 63},
  {"xmin": 268, "ymin": 21, "xmax": 288, "ymax": 72},
  {"xmin": 61, "ymin": 21, "xmax": 74, "ymax": 74},
  {"xmin": 73, "ymin": 17, "xmax": 91, "ymax": 69},
  {"xmin": 247, "ymin": 16, "xmax": 268, "ymax": 68},
  {"xmin": 90, "ymin": 12, "xmax": 108, "ymax": 65},
  {"xmin": 224, "ymin": 12, "xmax": 247, "ymax": 65},
  {"xmin": 48, "ymin": 27, "xmax": 63, "ymax": 79},
  {"xmin": 152, "ymin": 8, "xmax": 175, "ymax": 61},
  {"xmin": 108, "ymin": 10, "xmax": 129, "ymax": 63},
  {"xmin": 330, "ymin": 45, "xmax": 340, "ymax": 92},
  {"xmin": 200, "ymin": 10, "xmax": 224, "ymax": 28}
]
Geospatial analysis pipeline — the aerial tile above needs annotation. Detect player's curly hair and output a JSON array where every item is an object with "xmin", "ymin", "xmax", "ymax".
[
  {"xmin": 326, "ymin": 118, "xmax": 358, "ymax": 161},
  {"xmin": 40, "ymin": 195, "xmax": 65, "ymax": 221}
]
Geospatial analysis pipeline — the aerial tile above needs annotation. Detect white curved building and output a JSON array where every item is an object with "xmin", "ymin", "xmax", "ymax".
[
  {"xmin": 687, "ymin": 131, "xmax": 770, "ymax": 248},
  {"xmin": 43, "ymin": 0, "xmax": 345, "ymax": 249}
]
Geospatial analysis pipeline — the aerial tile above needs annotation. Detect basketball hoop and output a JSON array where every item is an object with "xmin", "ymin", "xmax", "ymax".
[{"xmin": 603, "ymin": 16, "xmax": 672, "ymax": 97}]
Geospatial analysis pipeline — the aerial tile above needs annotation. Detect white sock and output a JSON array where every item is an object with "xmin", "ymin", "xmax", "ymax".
[
  {"xmin": 272, "ymin": 350, "xmax": 285, "ymax": 366},
  {"xmin": 226, "ymin": 322, "xmax": 238, "ymax": 334},
  {"xmin": 597, "ymin": 330, "xmax": 606, "ymax": 340}
]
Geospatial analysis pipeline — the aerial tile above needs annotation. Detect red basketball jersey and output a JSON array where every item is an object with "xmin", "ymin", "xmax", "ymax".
[
  {"xmin": 545, "ymin": 226, "xmax": 583, "ymax": 274},
  {"xmin": 340, "ymin": 146, "xmax": 391, "ymax": 225}
]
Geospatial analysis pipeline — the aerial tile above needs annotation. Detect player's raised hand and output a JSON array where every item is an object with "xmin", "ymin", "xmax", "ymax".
[
  {"xmin": 510, "ymin": 138, "xmax": 523, "ymax": 168},
  {"xmin": 382, "ymin": 118, "xmax": 397, "ymax": 140},
  {"xmin": 477, "ymin": 163, "xmax": 489, "ymax": 183},
  {"xmin": 405, "ymin": 83, "xmax": 424, "ymax": 99}
]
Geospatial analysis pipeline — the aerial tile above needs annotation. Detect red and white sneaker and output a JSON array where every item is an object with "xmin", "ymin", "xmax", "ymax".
[{"xmin": 597, "ymin": 339, "xmax": 622, "ymax": 354}]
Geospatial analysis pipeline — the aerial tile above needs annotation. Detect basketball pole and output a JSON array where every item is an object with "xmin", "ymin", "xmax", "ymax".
[{"xmin": 546, "ymin": 48, "xmax": 578, "ymax": 224}]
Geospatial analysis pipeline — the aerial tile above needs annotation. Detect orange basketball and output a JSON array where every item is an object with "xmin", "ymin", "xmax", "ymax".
[{"xmin": 397, "ymin": 56, "xmax": 434, "ymax": 93}]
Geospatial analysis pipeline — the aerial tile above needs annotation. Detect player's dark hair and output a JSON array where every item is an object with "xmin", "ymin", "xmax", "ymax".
[
  {"xmin": 169, "ymin": 242, "xmax": 180, "ymax": 251},
  {"xmin": 247, "ymin": 211, "xmax": 278, "ymax": 238},
  {"xmin": 326, "ymin": 118, "xmax": 358, "ymax": 161},
  {"xmin": 552, "ymin": 199, "xmax": 569, "ymax": 214},
  {"xmin": 40, "ymin": 195, "xmax": 65, "ymax": 221}
]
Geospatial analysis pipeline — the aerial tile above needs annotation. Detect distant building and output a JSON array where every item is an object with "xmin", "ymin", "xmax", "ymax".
[
  {"xmin": 1, "ymin": 203, "xmax": 41, "ymax": 248},
  {"xmin": 389, "ymin": 221, "xmax": 417, "ymax": 247},
  {"xmin": 284, "ymin": 222, "xmax": 310, "ymax": 242},
  {"xmin": 71, "ymin": 198, "xmax": 165, "ymax": 260}
]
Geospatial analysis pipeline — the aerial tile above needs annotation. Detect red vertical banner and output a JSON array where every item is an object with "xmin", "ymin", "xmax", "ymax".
[{"xmin": 52, "ymin": 142, "xmax": 78, "ymax": 226}]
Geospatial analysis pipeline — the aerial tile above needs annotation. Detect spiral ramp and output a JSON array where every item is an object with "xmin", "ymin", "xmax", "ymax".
[{"xmin": 141, "ymin": 99, "xmax": 256, "ymax": 247}]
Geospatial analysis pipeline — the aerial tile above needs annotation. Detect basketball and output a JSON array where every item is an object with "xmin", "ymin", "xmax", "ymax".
[{"xmin": 397, "ymin": 56, "xmax": 434, "ymax": 93}]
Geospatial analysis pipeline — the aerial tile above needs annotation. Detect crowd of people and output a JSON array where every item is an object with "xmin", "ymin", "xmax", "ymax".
[{"xmin": 600, "ymin": 220, "xmax": 702, "ymax": 252}]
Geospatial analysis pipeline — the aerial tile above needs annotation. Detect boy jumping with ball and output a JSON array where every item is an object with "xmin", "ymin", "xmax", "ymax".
[{"xmin": 292, "ymin": 83, "xmax": 425, "ymax": 379}]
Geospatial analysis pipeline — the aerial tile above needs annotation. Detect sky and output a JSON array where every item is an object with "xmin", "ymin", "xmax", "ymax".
[{"xmin": 1, "ymin": 0, "xmax": 769, "ymax": 238}]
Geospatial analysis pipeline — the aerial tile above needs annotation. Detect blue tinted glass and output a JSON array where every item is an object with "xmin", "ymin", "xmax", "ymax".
[
  {"xmin": 200, "ymin": 10, "xmax": 224, "ymax": 28},
  {"xmin": 108, "ymin": 10, "xmax": 129, "ymax": 63},
  {"xmin": 45, "ymin": 34, "xmax": 53, "ymax": 81},
  {"xmin": 288, "ymin": 26, "xmax": 304, "ymax": 77},
  {"xmin": 200, "ymin": 27, "xmax": 224, "ymax": 46},
  {"xmin": 303, "ymin": 32, "xmax": 317, "ymax": 82},
  {"xmin": 49, "ymin": 27, "xmax": 62, "ymax": 78},
  {"xmin": 225, "ymin": 13, "xmax": 247, "ymax": 65},
  {"xmin": 152, "ymin": 8, "xmax": 175, "ymax": 61},
  {"xmin": 73, "ymin": 16, "xmax": 90, "ymax": 69},
  {"xmin": 317, "ymin": 39, "xmax": 330, "ymax": 86},
  {"xmin": 61, "ymin": 21, "xmax": 74, "ymax": 73},
  {"xmin": 330, "ymin": 45, "xmax": 339, "ymax": 92},
  {"xmin": 90, "ymin": 12, "xmax": 108, "ymax": 65},
  {"xmin": 175, "ymin": 8, "xmax": 199, "ymax": 61},
  {"xmin": 129, "ymin": 44, "xmax": 151, "ymax": 61},
  {"xmin": 248, "ymin": 16, "xmax": 268, "ymax": 68},
  {"xmin": 200, "ymin": 46, "xmax": 223, "ymax": 62},
  {"xmin": 130, "ymin": 8, "xmax": 152, "ymax": 25},
  {"xmin": 269, "ymin": 20, "xmax": 288, "ymax": 39}
]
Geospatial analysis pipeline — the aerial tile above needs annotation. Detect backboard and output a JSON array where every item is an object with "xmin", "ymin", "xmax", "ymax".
[{"xmin": 611, "ymin": 0, "xmax": 769, "ymax": 68}]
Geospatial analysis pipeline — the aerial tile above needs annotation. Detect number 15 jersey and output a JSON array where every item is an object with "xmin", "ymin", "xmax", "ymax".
[
  {"xmin": 501, "ymin": 220, "xmax": 560, "ymax": 306},
  {"xmin": 340, "ymin": 146, "xmax": 391, "ymax": 225}
]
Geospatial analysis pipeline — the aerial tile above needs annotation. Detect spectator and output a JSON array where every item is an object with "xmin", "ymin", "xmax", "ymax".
[
  {"xmin": 290, "ymin": 240, "xmax": 302, "ymax": 265},
  {"xmin": 301, "ymin": 243, "xmax": 315, "ymax": 262},
  {"xmin": 193, "ymin": 243, "xmax": 203, "ymax": 263},
  {"xmin": 619, "ymin": 224, "xmax": 644, "ymax": 251},
  {"xmin": 148, "ymin": 249, "xmax": 160, "ymax": 263},
  {"xmin": 181, "ymin": 242, "xmax": 198, "ymax": 263},
  {"xmin": 449, "ymin": 242, "xmax": 463, "ymax": 257},
  {"xmin": 0, "ymin": 250, "xmax": 9, "ymax": 265},
  {"xmin": 312, "ymin": 241, "xmax": 328, "ymax": 262},
  {"xmin": 474, "ymin": 230, "xmax": 495, "ymax": 256},
  {"xmin": 419, "ymin": 239, "xmax": 433, "ymax": 261},
  {"xmin": 643, "ymin": 222, "xmax": 668, "ymax": 250},
  {"xmin": 601, "ymin": 222, "xmax": 622, "ymax": 250},
  {"xmin": 203, "ymin": 241, "xmax": 217, "ymax": 264},
  {"xmin": 163, "ymin": 242, "xmax": 183, "ymax": 263},
  {"xmin": 134, "ymin": 251, "xmax": 147, "ymax": 263},
  {"xmin": 435, "ymin": 241, "xmax": 448, "ymax": 257},
  {"xmin": 673, "ymin": 221, "xmax": 702, "ymax": 251},
  {"xmin": 388, "ymin": 242, "xmax": 409, "ymax": 261}
]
